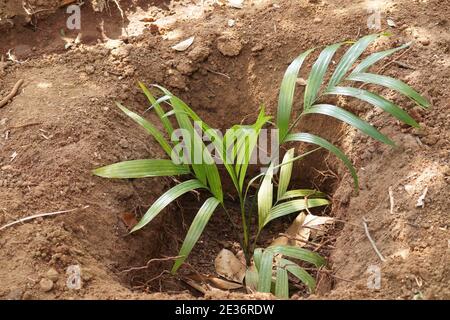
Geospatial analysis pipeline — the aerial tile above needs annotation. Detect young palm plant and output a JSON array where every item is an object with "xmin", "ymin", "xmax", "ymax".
[{"xmin": 93, "ymin": 33, "xmax": 429, "ymax": 298}]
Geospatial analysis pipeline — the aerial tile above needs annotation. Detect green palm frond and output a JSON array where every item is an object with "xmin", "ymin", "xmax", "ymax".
[{"xmin": 277, "ymin": 33, "xmax": 429, "ymax": 189}]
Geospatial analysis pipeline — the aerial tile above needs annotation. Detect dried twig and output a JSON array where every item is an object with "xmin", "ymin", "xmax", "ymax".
[
  {"xmin": 362, "ymin": 217, "xmax": 386, "ymax": 262},
  {"xmin": 378, "ymin": 46, "xmax": 412, "ymax": 74},
  {"xmin": 388, "ymin": 186, "xmax": 394, "ymax": 214},
  {"xmin": 204, "ymin": 67, "xmax": 231, "ymax": 79},
  {"xmin": 0, "ymin": 79, "xmax": 24, "ymax": 108},
  {"xmin": 0, "ymin": 205, "xmax": 89, "ymax": 231},
  {"xmin": 112, "ymin": 0, "xmax": 125, "ymax": 19},
  {"xmin": 278, "ymin": 232, "xmax": 335, "ymax": 249}
]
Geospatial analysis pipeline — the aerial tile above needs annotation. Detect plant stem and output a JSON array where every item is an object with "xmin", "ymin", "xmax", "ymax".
[{"xmin": 238, "ymin": 193, "xmax": 250, "ymax": 264}]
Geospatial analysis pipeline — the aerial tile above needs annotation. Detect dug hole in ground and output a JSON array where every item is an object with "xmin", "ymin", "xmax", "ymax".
[{"xmin": 0, "ymin": 0, "xmax": 448, "ymax": 300}]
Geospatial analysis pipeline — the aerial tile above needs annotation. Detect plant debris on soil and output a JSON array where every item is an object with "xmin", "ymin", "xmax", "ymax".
[{"xmin": 0, "ymin": 0, "xmax": 449, "ymax": 300}]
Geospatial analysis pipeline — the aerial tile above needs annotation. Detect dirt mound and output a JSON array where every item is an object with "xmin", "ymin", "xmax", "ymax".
[{"xmin": 0, "ymin": 0, "xmax": 448, "ymax": 299}]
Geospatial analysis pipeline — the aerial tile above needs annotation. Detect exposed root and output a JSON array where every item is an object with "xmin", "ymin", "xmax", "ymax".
[
  {"xmin": 0, "ymin": 206, "xmax": 89, "ymax": 232},
  {"xmin": 0, "ymin": 79, "xmax": 24, "ymax": 109}
]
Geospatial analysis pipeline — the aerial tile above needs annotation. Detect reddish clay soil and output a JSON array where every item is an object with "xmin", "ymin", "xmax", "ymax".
[{"xmin": 0, "ymin": 0, "xmax": 448, "ymax": 299}]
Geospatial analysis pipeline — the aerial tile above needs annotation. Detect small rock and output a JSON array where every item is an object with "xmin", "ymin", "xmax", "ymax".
[
  {"xmin": 119, "ymin": 138, "xmax": 129, "ymax": 149},
  {"xmin": 296, "ymin": 78, "xmax": 307, "ymax": 86},
  {"xmin": 387, "ymin": 18, "xmax": 396, "ymax": 27},
  {"xmin": 176, "ymin": 59, "xmax": 197, "ymax": 75},
  {"xmin": 412, "ymin": 126, "xmax": 427, "ymax": 137},
  {"xmin": 216, "ymin": 34, "xmax": 242, "ymax": 57},
  {"xmin": 421, "ymin": 134, "xmax": 439, "ymax": 146},
  {"xmin": 313, "ymin": 17, "xmax": 322, "ymax": 23},
  {"xmin": 227, "ymin": 19, "xmax": 236, "ymax": 27},
  {"xmin": 228, "ymin": 0, "xmax": 243, "ymax": 9},
  {"xmin": 111, "ymin": 45, "xmax": 130, "ymax": 59},
  {"xmin": 419, "ymin": 38, "xmax": 430, "ymax": 46},
  {"xmin": 188, "ymin": 45, "xmax": 211, "ymax": 62},
  {"xmin": 251, "ymin": 43, "xmax": 264, "ymax": 52},
  {"xmin": 166, "ymin": 69, "xmax": 187, "ymax": 90},
  {"xmin": 39, "ymin": 278, "xmax": 54, "ymax": 292},
  {"xmin": 22, "ymin": 291, "xmax": 33, "ymax": 300},
  {"xmin": 85, "ymin": 65, "xmax": 95, "ymax": 75},
  {"xmin": 46, "ymin": 268, "xmax": 59, "ymax": 282}
]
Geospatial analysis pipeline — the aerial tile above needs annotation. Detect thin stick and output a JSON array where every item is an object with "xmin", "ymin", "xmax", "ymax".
[
  {"xmin": 112, "ymin": 0, "xmax": 125, "ymax": 20},
  {"xmin": 0, "ymin": 79, "xmax": 24, "ymax": 108},
  {"xmin": 378, "ymin": 46, "xmax": 412, "ymax": 74},
  {"xmin": 204, "ymin": 67, "xmax": 231, "ymax": 79},
  {"xmin": 362, "ymin": 217, "xmax": 386, "ymax": 262},
  {"xmin": 119, "ymin": 255, "xmax": 182, "ymax": 274},
  {"xmin": 0, "ymin": 205, "xmax": 89, "ymax": 231},
  {"xmin": 278, "ymin": 232, "xmax": 335, "ymax": 249},
  {"xmin": 388, "ymin": 186, "xmax": 394, "ymax": 214}
]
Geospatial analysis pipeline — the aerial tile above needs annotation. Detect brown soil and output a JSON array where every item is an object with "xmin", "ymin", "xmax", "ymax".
[{"xmin": 0, "ymin": 0, "xmax": 448, "ymax": 300}]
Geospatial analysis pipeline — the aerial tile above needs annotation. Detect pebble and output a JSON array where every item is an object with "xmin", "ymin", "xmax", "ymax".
[
  {"xmin": 85, "ymin": 65, "xmax": 95, "ymax": 75},
  {"xmin": 313, "ymin": 17, "xmax": 322, "ymax": 23},
  {"xmin": 216, "ymin": 33, "xmax": 242, "ymax": 57},
  {"xmin": 39, "ymin": 278, "xmax": 54, "ymax": 292},
  {"xmin": 419, "ymin": 38, "xmax": 430, "ymax": 46},
  {"xmin": 22, "ymin": 291, "xmax": 33, "ymax": 300},
  {"xmin": 118, "ymin": 138, "xmax": 129, "ymax": 149},
  {"xmin": 46, "ymin": 268, "xmax": 60, "ymax": 282},
  {"xmin": 111, "ymin": 46, "xmax": 130, "ymax": 59},
  {"xmin": 251, "ymin": 43, "xmax": 264, "ymax": 52}
]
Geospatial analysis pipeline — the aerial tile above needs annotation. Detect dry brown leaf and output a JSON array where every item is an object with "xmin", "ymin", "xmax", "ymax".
[
  {"xmin": 184, "ymin": 273, "xmax": 242, "ymax": 291},
  {"xmin": 272, "ymin": 212, "xmax": 333, "ymax": 247},
  {"xmin": 214, "ymin": 249, "xmax": 246, "ymax": 283},
  {"xmin": 120, "ymin": 212, "xmax": 138, "ymax": 230},
  {"xmin": 182, "ymin": 276, "xmax": 209, "ymax": 294}
]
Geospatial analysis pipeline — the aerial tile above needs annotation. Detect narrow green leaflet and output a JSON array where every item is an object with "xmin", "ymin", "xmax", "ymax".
[
  {"xmin": 265, "ymin": 198, "xmax": 330, "ymax": 226},
  {"xmin": 285, "ymin": 132, "xmax": 359, "ymax": 190},
  {"xmin": 277, "ymin": 148, "xmax": 294, "ymax": 201},
  {"xmin": 327, "ymin": 34, "xmax": 379, "ymax": 88},
  {"xmin": 171, "ymin": 197, "xmax": 220, "ymax": 273},
  {"xmin": 235, "ymin": 108, "xmax": 271, "ymax": 191},
  {"xmin": 138, "ymin": 81, "xmax": 174, "ymax": 134},
  {"xmin": 131, "ymin": 179, "xmax": 206, "ymax": 232},
  {"xmin": 351, "ymin": 42, "xmax": 411, "ymax": 74},
  {"xmin": 268, "ymin": 245, "xmax": 326, "ymax": 267},
  {"xmin": 304, "ymin": 104, "xmax": 395, "ymax": 146},
  {"xmin": 153, "ymin": 87, "xmax": 223, "ymax": 201},
  {"xmin": 277, "ymin": 49, "xmax": 315, "ymax": 142},
  {"xmin": 93, "ymin": 159, "xmax": 190, "ymax": 178},
  {"xmin": 304, "ymin": 43, "xmax": 341, "ymax": 109},
  {"xmin": 258, "ymin": 165, "xmax": 274, "ymax": 230},
  {"xmin": 346, "ymin": 72, "xmax": 430, "ymax": 108},
  {"xmin": 279, "ymin": 189, "xmax": 326, "ymax": 200},
  {"xmin": 156, "ymin": 87, "xmax": 239, "ymax": 192},
  {"xmin": 278, "ymin": 258, "xmax": 316, "ymax": 292},
  {"xmin": 275, "ymin": 267, "xmax": 289, "ymax": 299},
  {"xmin": 116, "ymin": 102, "xmax": 173, "ymax": 157},
  {"xmin": 257, "ymin": 250, "xmax": 274, "ymax": 293},
  {"xmin": 325, "ymin": 86, "xmax": 419, "ymax": 127},
  {"xmin": 253, "ymin": 248, "xmax": 263, "ymax": 270}
]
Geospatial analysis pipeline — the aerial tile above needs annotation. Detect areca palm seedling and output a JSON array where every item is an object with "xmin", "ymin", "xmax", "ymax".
[{"xmin": 93, "ymin": 33, "xmax": 429, "ymax": 298}]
